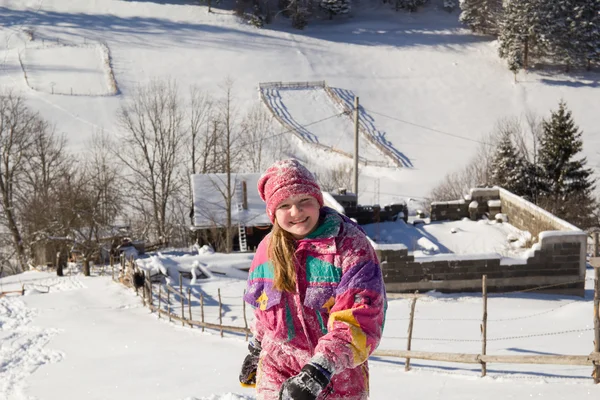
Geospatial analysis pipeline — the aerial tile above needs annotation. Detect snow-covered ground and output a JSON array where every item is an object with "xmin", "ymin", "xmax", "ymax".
[
  {"xmin": 363, "ymin": 217, "xmax": 532, "ymax": 257},
  {"xmin": 1, "ymin": 249, "xmax": 599, "ymax": 400},
  {"xmin": 1, "ymin": 0, "xmax": 599, "ymax": 204},
  {"xmin": 20, "ymin": 43, "xmax": 115, "ymax": 96}
]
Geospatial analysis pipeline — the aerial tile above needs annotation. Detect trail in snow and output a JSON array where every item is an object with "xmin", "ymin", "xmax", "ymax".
[{"xmin": 0, "ymin": 297, "xmax": 64, "ymax": 400}]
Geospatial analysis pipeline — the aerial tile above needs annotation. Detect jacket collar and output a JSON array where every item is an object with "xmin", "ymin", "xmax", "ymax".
[{"xmin": 295, "ymin": 207, "xmax": 341, "ymax": 254}]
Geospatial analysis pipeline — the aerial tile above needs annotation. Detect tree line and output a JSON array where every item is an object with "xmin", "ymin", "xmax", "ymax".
[
  {"xmin": 0, "ymin": 80, "xmax": 291, "ymax": 276},
  {"xmin": 429, "ymin": 100, "xmax": 598, "ymax": 230},
  {"xmin": 460, "ymin": 0, "xmax": 600, "ymax": 73}
]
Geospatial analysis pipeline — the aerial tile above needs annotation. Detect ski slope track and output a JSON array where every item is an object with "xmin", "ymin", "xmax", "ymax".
[{"xmin": 260, "ymin": 82, "xmax": 411, "ymax": 168}]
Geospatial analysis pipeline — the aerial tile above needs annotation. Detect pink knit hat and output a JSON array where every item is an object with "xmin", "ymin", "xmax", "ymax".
[{"xmin": 258, "ymin": 159, "xmax": 324, "ymax": 223}]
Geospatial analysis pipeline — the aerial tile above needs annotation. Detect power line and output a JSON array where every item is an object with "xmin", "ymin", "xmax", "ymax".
[
  {"xmin": 259, "ymin": 111, "xmax": 349, "ymax": 146},
  {"xmin": 363, "ymin": 107, "xmax": 494, "ymax": 147}
]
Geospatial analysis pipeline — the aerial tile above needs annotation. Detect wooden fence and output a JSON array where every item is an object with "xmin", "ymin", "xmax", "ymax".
[
  {"xmin": 113, "ymin": 258, "xmax": 251, "ymax": 338},
  {"xmin": 379, "ymin": 272, "xmax": 600, "ymax": 383},
  {"xmin": 114, "ymin": 257, "xmax": 600, "ymax": 383}
]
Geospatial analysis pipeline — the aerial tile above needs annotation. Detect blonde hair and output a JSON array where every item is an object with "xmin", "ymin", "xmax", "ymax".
[{"xmin": 268, "ymin": 219, "xmax": 297, "ymax": 292}]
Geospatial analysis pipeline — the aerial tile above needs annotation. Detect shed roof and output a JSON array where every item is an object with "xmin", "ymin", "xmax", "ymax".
[{"xmin": 191, "ymin": 173, "xmax": 271, "ymax": 229}]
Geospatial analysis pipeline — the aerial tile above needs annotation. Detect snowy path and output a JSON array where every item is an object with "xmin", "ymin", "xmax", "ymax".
[
  {"xmin": 0, "ymin": 293, "xmax": 64, "ymax": 399},
  {"xmin": 1, "ymin": 267, "xmax": 599, "ymax": 399}
]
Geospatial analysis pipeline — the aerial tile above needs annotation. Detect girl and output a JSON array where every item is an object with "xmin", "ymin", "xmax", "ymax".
[{"xmin": 239, "ymin": 159, "xmax": 386, "ymax": 400}]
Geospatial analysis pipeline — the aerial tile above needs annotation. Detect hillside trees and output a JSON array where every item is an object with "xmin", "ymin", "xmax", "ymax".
[
  {"xmin": 574, "ymin": 0, "xmax": 600, "ymax": 70},
  {"xmin": 459, "ymin": 0, "xmax": 502, "ymax": 35},
  {"xmin": 498, "ymin": 0, "xmax": 600, "ymax": 72},
  {"xmin": 116, "ymin": 79, "xmax": 185, "ymax": 246},
  {"xmin": 212, "ymin": 81, "xmax": 245, "ymax": 253},
  {"xmin": 430, "ymin": 101, "xmax": 597, "ymax": 229},
  {"xmin": 535, "ymin": 101, "xmax": 596, "ymax": 227},
  {"xmin": 239, "ymin": 104, "xmax": 290, "ymax": 173},
  {"xmin": 319, "ymin": 0, "xmax": 350, "ymax": 19},
  {"xmin": 0, "ymin": 91, "xmax": 40, "ymax": 273},
  {"xmin": 489, "ymin": 130, "xmax": 528, "ymax": 195}
]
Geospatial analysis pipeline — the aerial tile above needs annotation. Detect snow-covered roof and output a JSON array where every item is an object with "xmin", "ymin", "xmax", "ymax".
[{"xmin": 191, "ymin": 173, "xmax": 271, "ymax": 229}]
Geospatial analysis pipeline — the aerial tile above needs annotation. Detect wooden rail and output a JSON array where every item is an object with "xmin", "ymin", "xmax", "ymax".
[{"xmin": 373, "ymin": 349, "xmax": 600, "ymax": 366}]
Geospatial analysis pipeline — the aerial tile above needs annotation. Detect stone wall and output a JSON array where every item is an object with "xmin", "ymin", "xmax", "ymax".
[
  {"xmin": 378, "ymin": 230, "xmax": 587, "ymax": 297},
  {"xmin": 498, "ymin": 188, "xmax": 580, "ymax": 239},
  {"xmin": 431, "ymin": 187, "xmax": 580, "ymax": 238}
]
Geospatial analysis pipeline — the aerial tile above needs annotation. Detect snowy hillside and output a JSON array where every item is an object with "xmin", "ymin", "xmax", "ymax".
[
  {"xmin": 1, "ymin": 251, "xmax": 599, "ymax": 399},
  {"xmin": 1, "ymin": 0, "xmax": 599, "ymax": 205}
]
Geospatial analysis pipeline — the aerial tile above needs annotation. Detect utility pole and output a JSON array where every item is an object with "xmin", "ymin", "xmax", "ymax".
[{"xmin": 353, "ymin": 96, "xmax": 359, "ymax": 201}]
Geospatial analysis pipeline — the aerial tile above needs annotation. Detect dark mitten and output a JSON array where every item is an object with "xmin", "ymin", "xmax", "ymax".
[
  {"xmin": 239, "ymin": 340, "xmax": 261, "ymax": 387},
  {"xmin": 278, "ymin": 363, "xmax": 332, "ymax": 400}
]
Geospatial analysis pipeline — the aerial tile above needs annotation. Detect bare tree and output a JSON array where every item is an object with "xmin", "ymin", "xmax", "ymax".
[
  {"xmin": 0, "ymin": 91, "xmax": 43, "ymax": 273},
  {"xmin": 116, "ymin": 79, "xmax": 185, "ymax": 245},
  {"xmin": 188, "ymin": 86, "xmax": 214, "ymax": 175},
  {"xmin": 19, "ymin": 127, "xmax": 72, "ymax": 250},
  {"xmin": 315, "ymin": 162, "xmax": 354, "ymax": 193},
  {"xmin": 427, "ymin": 132, "xmax": 499, "ymax": 203},
  {"xmin": 215, "ymin": 80, "xmax": 245, "ymax": 253},
  {"xmin": 239, "ymin": 104, "xmax": 291, "ymax": 172}
]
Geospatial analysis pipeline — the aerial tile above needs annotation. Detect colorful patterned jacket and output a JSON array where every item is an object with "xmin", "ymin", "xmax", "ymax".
[{"xmin": 243, "ymin": 207, "xmax": 387, "ymax": 400}]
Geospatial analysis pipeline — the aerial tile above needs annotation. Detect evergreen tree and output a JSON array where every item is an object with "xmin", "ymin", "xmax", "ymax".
[
  {"xmin": 490, "ymin": 131, "xmax": 528, "ymax": 195},
  {"xmin": 536, "ymin": 101, "xmax": 596, "ymax": 228},
  {"xmin": 573, "ymin": 0, "xmax": 600, "ymax": 69},
  {"xmin": 459, "ymin": 0, "xmax": 502, "ymax": 35},
  {"xmin": 498, "ymin": 0, "xmax": 549, "ymax": 70},
  {"xmin": 395, "ymin": 0, "xmax": 427, "ymax": 12},
  {"xmin": 319, "ymin": 0, "xmax": 350, "ymax": 19},
  {"xmin": 539, "ymin": 0, "xmax": 579, "ymax": 70}
]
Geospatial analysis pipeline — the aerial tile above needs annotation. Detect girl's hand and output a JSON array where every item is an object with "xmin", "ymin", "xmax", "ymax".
[
  {"xmin": 239, "ymin": 341, "xmax": 261, "ymax": 388},
  {"xmin": 278, "ymin": 363, "xmax": 331, "ymax": 400}
]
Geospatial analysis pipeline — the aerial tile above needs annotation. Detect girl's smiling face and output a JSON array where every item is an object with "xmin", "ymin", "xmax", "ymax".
[{"xmin": 274, "ymin": 195, "xmax": 321, "ymax": 239}]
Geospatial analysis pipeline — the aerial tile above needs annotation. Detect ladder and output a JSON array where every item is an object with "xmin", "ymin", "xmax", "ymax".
[{"xmin": 236, "ymin": 180, "xmax": 248, "ymax": 252}]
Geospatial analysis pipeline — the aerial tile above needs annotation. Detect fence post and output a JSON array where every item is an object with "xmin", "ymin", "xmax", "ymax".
[
  {"xmin": 405, "ymin": 292, "xmax": 418, "ymax": 371},
  {"xmin": 142, "ymin": 274, "xmax": 146, "ymax": 306},
  {"xmin": 201, "ymin": 293, "xmax": 205, "ymax": 332},
  {"xmin": 167, "ymin": 287, "xmax": 171, "ymax": 322},
  {"xmin": 594, "ymin": 232, "xmax": 599, "ymax": 257},
  {"xmin": 243, "ymin": 289, "xmax": 248, "ymax": 341},
  {"xmin": 180, "ymin": 276, "xmax": 185, "ymax": 327},
  {"xmin": 594, "ymin": 267, "xmax": 599, "ymax": 384},
  {"xmin": 218, "ymin": 288, "xmax": 223, "ymax": 337},
  {"xmin": 188, "ymin": 288, "xmax": 192, "ymax": 326},
  {"xmin": 158, "ymin": 284, "xmax": 162, "ymax": 319},
  {"xmin": 148, "ymin": 276, "xmax": 153, "ymax": 308},
  {"xmin": 110, "ymin": 255, "xmax": 114, "ymax": 281},
  {"xmin": 481, "ymin": 275, "xmax": 488, "ymax": 377}
]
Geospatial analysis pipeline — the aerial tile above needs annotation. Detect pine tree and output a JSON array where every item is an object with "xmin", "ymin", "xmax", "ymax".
[
  {"xmin": 459, "ymin": 0, "xmax": 502, "ymax": 35},
  {"xmin": 536, "ymin": 101, "xmax": 596, "ymax": 228},
  {"xmin": 395, "ymin": 0, "xmax": 427, "ymax": 12},
  {"xmin": 539, "ymin": 0, "xmax": 579, "ymax": 70},
  {"xmin": 498, "ymin": 0, "xmax": 548, "ymax": 71},
  {"xmin": 490, "ymin": 131, "xmax": 528, "ymax": 195},
  {"xmin": 319, "ymin": 0, "xmax": 350, "ymax": 19},
  {"xmin": 573, "ymin": 0, "xmax": 600, "ymax": 70}
]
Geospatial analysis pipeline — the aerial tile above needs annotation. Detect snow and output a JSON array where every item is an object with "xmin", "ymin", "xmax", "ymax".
[
  {"xmin": 363, "ymin": 217, "xmax": 531, "ymax": 257},
  {"xmin": 2, "ymin": 1, "xmax": 600, "ymax": 397},
  {"xmin": 191, "ymin": 174, "xmax": 271, "ymax": 228},
  {"xmin": 21, "ymin": 44, "xmax": 115, "ymax": 96},
  {"xmin": 1, "ymin": 1, "xmax": 598, "ymax": 204},
  {"xmin": 1, "ymin": 253, "xmax": 600, "ymax": 400},
  {"xmin": 498, "ymin": 187, "xmax": 581, "ymax": 232}
]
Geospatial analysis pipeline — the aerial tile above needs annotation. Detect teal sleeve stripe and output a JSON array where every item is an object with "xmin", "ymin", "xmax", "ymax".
[
  {"xmin": 249, "ymin": 261, "xmax": 274, "ymax": 280},
  {"xmin": 316, "ymin": 309, "xmax": 327, "ymax": 335},
  {"xmin": 285, "ymin": 298, "xmax": 296, "ymax": 342},
  {"xmin": 306, "ymin": 256, "xmax": 342, "ymax": 283}
]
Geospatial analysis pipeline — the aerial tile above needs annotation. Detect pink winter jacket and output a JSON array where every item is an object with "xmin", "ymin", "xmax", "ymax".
[{"xmin": 243, "ymin": 207, "xmax": 387, "ymax": 400}]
